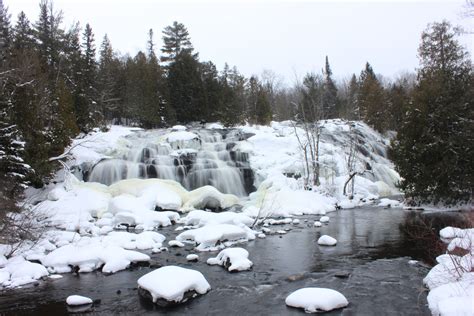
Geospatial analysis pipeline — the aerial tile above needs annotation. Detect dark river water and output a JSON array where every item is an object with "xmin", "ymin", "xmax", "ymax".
[{"xmin": 0, "ymin": 207, "xmax": 470, "ymax": 315}]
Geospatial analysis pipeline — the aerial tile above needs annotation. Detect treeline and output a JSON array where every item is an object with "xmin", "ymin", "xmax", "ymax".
[{"xmin": 0, "ymin": 0, "xmax": 471, "ymax": 206}]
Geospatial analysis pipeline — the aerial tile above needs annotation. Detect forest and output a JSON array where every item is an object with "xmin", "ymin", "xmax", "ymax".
[{"xmin": 0, "ymin": 0, "xmax": 472, "ymax": 217}]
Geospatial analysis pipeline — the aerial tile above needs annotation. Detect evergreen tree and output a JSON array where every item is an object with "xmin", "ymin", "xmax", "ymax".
[
  {"xmin": 0, "ymin": 0, "xmax": 11, "ymax": 62},
  {"xmin": 12, "ymin": 12, "xmax": 35, "ymax": 52},
  {"xmin": 300, "ymin": 73, "xmax": 323, "ymax": 123},
  {"xmin": 161, "ymin": 21, "xmax": 195, "ymax": 64},
  {"xmin": 347, "ymin": 74, "xmax": 359, "ymax": 120},
  {"xmin": 391, "ymin": 21, "xmax": 473, "ymax": 204},
  {"xmin": 200, "ymin": 61, "xmax": 222, "ymax": 122},
  {"xmin": 167, "ymin": 52, "xmax": 206, "ymax": 123},
  {"xmin": 80, "ymin": 23, "xmax": 100, "ymax": 129},
  {"xmin": 220, "ymin": 64, "xmax": 246, "ymax": 126},
  {"xmin": 322, "ymin": 56, "xmax": 338, "ymax": 119},
  {"xmin": 358, "ymin": 62, "xmax": 387, "ymax": 131},
  {"xmin": 97, "ymin": 34, "xmax": 121, "ymax": 122},
  {"xmin": 255, "ymin": 86, "xmax": 272, "ymax": 125}
]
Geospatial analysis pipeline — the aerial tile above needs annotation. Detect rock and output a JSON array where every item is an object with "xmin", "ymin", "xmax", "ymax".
[
  {"xmin": 320, "ymin": 216, "xmax": 330, "ymax": 223},
  {"xmin": 318, "ymin": 235, "xmax": 337, "ymax": 246},
  {"xmin": 66, "ymin": 295, "xmax": 93, "ymax": 306},
  {"xmin": 285, "ymin": 288, "xmax": 349, "ymax": 313},
  {"xmin": 137, "ymin": 266, "xmax": 211, "ymax": 305}
]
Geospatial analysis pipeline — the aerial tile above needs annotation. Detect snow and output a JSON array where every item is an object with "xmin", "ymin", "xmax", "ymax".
[
  {"xmin": 285, "ymin": 288, "xmax": 349, "ymax": 313},
  {"xmin": 70, "ymin": 125, "xmax": 140, "ymax": 166},
  {"xmin": 243, "ymin": 174, "xmax": 337, "ymax": 218},
  {"xmin": 176, "ymin": 224, "xmax": 255, "ymax": 251},
  {"xmin": 182, "ymin": 185, "xmax": 240, "ymax": 211},
  {"xmin": 314, "ymin": 221, "xmax": 322, "ymax": 227},
  {"xmin": 319, "ymin": 216, "xmax": 330, "ymax": 223},
  {"xmin": 318, "ymin": 235, "xmax": 337, "ymax": 246},
  {"xmin": 181, "ymin": 210, "xmax": 253, "ymax": 227},
  {"xmin": 168, "ymin": 240, "xmax": 185, "ymax": 247},
  {"xmin": 424, "ymin": 227, "xmax": 474, "ymax": 316},
  {"xmin": 186, "ymin": 254, "xmax": 199, "ymax": 261},
  {"xmin": 166, "ymin": 131, "xmax": 199, "ymax": 143},
  {"xmin": 66, "ymin": 295, "xmax": 93, "ymax": 306},
  {"xmin": 137, "ymin": 266, "xmax": 211, "ymax": 303},
  {"xmin": 3, "ymin": 121, "xmax": 403, "ymax": 289},
  {"xmin": 378, "ymin": 198, "xmax": 402, "ymax": 208},
  {"xmin": 41, "ymin": 237, "xmax": 151, "ymax": 274},
  {"xmin": 171, "ymin": 125, "xmax": 187, "ymax": 131},
  {"xmin": 207, "ymin": 248, "xmax": 253, "ymax": 271},
  {"xmin": 0, "ymin": 256, "xmax": 49, "ymax": 287},
  {"xmin": 206, "ymin": 122, "xmax": 224, "ymax": 129},
  {"xmin": 427, "ymin": 278, "xmax": 474, "ymax": 315}
]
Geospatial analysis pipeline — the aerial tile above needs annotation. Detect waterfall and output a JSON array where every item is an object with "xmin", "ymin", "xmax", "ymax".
[{"xmin": 86, "ymin": 128, "xmax": 254, "ymax": 197}]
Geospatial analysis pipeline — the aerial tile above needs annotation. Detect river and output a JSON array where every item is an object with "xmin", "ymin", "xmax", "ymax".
[{"xmin": 0, "ymin": 207, "xmax": 469, "ymax": 315}]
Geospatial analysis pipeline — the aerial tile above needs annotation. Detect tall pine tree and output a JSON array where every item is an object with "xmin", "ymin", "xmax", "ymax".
[{"xmin": 391, "ymin": 21, "xmax": 473, "ymax": 204}]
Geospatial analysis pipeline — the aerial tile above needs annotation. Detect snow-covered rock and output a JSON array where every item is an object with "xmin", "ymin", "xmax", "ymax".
[
  {"xmin": 41, "ymin": 242, "xmax": 150, "ymax": 274},
  {"xmin": 186, "ymin": 254, "xmax": 199, "ymax": 262},
  {"xmin": 176, "ymin": 224, "xmax": 255, "ymax": 251},
  {"xmin": 314, "ymin": 221, "xmax": 322, "ymax": 227},
  {"xmin": 207, "ymin": 248, "xmax": 253, "ymax": 272},
  {"xmin": 319, "ymin": 216, "xmax": 330, "ymax": 223},
  {"xmin": 168, "ymin": 240, "xmax": 185, "ymax": 248},
  {"xmin": 183, "ymin": 186, "xmax": 240, "ymax": 211},
  {"xmin": 137, "ymin": 266, "xmax": 211, "ymax": 305},
  {"xmin": 285, "ymin": 288, "xmax": 349, "ymax": 313},
  {"xmin": 66, "ymin": 295, "xmax": 93, "ymax": 306},
  {"xmin": 318, "ymin": 235, "xmax": 337, "ymax": 246},
  {"xmin": 0, "ymin": 257, "xmax": 49, "ymax": 287}
]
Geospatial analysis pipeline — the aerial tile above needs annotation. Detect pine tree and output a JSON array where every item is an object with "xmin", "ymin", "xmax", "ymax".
[
  {"xmin": 161, "ymin": 21, "xmax": 195, "ymax": 64},
  {"xmin": 391, "ymin": 21, "xmax": 473, "ymax": 204},
  {"xmin": 347, "ymin": 74, "xmax": 359, "ymax": 120},
  {"xmin": 80, "ymin": 23, "xmax": 100, "ymax": 129},
  {"xmin": 97, "ymin": 34, "xmax": 121, "ymax": 123},
  {"xmin": 322, "ymin": 56, "xmax": 338, "ymax": 119},
  {"xmin": 300, "ymin": 73, "xmax": 323, "ymax": 123},
  {"xmin": 0, "ymin": 0, "xmax": 11, "ymax": 63},
  {"xmin": 255, "ymin": 87, "xmax": 272, "ymax": 125},
  {"xmin": 12, "ymin": 12, "xmax": 35, "ymax": 52},
  {"xmin": 220, "ymin": 64, "xmax": 246, "ymax": 126},
  {"xmin": 358, "ymin": 62, "xmax": 387, "ymax": 131}
]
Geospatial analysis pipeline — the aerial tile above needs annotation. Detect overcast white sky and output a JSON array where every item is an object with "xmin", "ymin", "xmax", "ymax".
[{"xmin": 6, "ymin": 0, "xmax": 473, "ymax": 83}]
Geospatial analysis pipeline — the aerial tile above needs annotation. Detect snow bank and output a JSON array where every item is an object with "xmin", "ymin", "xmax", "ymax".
[
  {"xmin": 137, "ymin": 266, "xmax": 211, "ymax": 304},
  {"xmin": 41, "ymin": 236, "xmax": 151, "ymax": 274},
  {"xmin": 207, "ymin": 248, "xmax": 253, "ymax": 271},
  {"xmin": 176, "ymin": 224, "xmax": 255, "ymax": 251},
  {"xmin": 285, "ymin": 288, "xmax": 349, "ymax": 313},
  {"xmin": 424, "ymin": 227, "xmax": 474, "ymax": 316},
  {"xmin": 378, "ymin": 198, "xmax": 402, "ymax": 208},
  {"xmin": 66, "ymin": 295, "xmax": 93, "ymax": 306},
  {"xmin": 0, "ymin": 256, "xmax": 48, "ymax": 287},
  {"xmin": 243, "ymin": 174, "xmax": 337, "ymax": 218}
]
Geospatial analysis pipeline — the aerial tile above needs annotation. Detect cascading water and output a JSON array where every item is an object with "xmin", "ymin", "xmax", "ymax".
[{"xmin": 85, "ymin": 127, "xmax": 255, "ymax": 197}]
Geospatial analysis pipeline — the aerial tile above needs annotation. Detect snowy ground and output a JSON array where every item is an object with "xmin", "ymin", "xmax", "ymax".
[{"xmin": 0, "ymin": 121, "xmax": 404, "ymax": 294}]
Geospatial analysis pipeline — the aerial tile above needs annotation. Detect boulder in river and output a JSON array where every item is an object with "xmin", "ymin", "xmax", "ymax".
[{"xmin": 137, "ymin": 266, "xmax": 211, "ymax": 306}]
